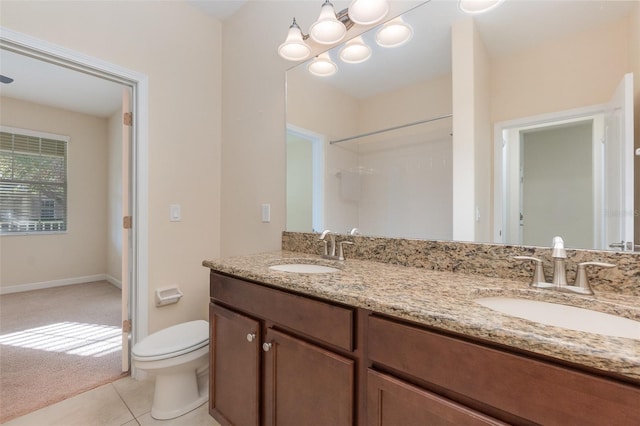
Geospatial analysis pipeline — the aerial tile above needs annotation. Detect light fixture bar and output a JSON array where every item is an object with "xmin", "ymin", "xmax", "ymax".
[{"xmin": 330, "ymin": 113, "xmax": 453, "ymax": 144}]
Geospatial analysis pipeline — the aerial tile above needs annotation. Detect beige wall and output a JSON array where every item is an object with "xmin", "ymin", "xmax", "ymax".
[
  {"xmin": 0, "ymin": 97, "xmax": 108, "ymax": 287},
  {"xmin": 472, "ymin": 22, "xmax": 492, "ymax": 244},
  {"xmin": 1, "ymin": 0, "xmax": 222, "ymax": 333},
  {"xmin": 491, "ymin": 15, "xmax": 631, "ymax": 123},
  {"xmin": 287, "ymin": 67, "xmax": 360, "ymax": 140},
  {"xmin": 359, "ymin": 74, "xmax": 452, "ymax": 132},
  {"xmin": 450, "ymin": 18, "xmax": 492, "ymax": 243},
  {"xmin": 220, "ymin": 1, "xmax": 421, "ymax": 257}
]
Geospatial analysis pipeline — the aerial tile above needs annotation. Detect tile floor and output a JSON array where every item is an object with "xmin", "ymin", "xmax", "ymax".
[{"xmin": 3, "ymin": 376, "xmax": 221, "ymax": 426}]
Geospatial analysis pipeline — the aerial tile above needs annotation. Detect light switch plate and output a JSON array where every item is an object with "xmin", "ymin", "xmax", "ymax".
[
  {"xmin": 170, "ymin": 204, "xmax": 181, "ymax": 222},
  {"xmin": 261, "ymin": 204, "xmax": 271, "ymax": 223}
]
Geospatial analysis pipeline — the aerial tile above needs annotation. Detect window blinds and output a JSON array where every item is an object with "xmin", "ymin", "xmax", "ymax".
[{"xmin": 0, "ymin": 130, "xmax": 68, "ymax": 233}]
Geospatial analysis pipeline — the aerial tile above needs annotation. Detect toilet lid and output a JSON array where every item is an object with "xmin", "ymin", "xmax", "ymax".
[{"xmin": 132, "ymin": 320, "xmax": 209, "ymax": 359}]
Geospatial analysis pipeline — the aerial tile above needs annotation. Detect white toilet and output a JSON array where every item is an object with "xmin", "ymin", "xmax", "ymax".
[{"xmin": 132, "ymin": 320, "xmax": 209, "ymax": 420}]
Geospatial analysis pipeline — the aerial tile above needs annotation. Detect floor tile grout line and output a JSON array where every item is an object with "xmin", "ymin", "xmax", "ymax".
[{"xmin": 111, "ymin": 382, "xmax": 143, "ymax": 426}]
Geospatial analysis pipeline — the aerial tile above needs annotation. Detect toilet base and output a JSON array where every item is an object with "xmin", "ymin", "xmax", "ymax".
[{"xmin": 150, "ymin": 365, "xmax": 209, "ymax": 420}]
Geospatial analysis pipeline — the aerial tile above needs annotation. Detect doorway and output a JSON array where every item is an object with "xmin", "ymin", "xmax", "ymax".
[
  {"xmin": 0, "ymin": 28, "xmax": 149, "ymax": 371},
  {"xmin": 286, "ymin": 125, "xmax": 324, "ymax": 233}
]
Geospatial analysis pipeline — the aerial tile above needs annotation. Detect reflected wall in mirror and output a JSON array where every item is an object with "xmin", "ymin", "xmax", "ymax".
[
  {"xmin": 286, "ymin": 0, "xmax": 639, "ymax": 251},
  {"xmin": 495, "ymin": 73, "xmax": 635, "ymax": 251},
  {"xmin": 287, "ymin": 2, "xmax": 454, "ymax": 239}
]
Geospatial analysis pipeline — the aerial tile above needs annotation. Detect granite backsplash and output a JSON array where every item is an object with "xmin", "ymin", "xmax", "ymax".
[{"xmin": 282, "ymin": 232, "xmax": 640, "ymax": 296}]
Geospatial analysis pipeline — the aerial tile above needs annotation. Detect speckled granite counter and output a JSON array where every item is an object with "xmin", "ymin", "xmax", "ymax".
[{"xmin": 203, "ymin": 250, "xmax": 640, "ymax": 382}]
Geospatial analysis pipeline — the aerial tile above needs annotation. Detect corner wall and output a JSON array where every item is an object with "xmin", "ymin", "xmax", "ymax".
[{"xmin": 1, "ymin": 1, "xmax": 222, "ymax": 333}]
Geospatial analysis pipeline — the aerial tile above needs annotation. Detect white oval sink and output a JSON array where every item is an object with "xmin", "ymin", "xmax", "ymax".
[
  {"xmin": 269, "ymin": 264, "xmax": 340, "ymax": 274},
  {"xmin": 476, "ymin": 297, "xmax": 640, "ymax": 340}
]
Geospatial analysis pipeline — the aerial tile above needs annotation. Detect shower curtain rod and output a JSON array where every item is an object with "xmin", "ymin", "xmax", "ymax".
[{"xmin": 329, "ymin": 113, "xmax": 453, "ymax": 145}]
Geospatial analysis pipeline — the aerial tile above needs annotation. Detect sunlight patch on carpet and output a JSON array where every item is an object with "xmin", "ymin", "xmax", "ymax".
[{"xmin": 0, "ymin": 322, "xmax": 121, "ymax": 357}]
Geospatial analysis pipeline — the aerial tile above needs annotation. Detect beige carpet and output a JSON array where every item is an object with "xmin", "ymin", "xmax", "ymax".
[{"xmin": 0, "ymin": 281, "xmax": 126, "ymax": 423}]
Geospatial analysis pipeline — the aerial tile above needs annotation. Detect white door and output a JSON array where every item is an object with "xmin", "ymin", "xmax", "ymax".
[
  {"xmin": 121, "ymin": 88, "xmax": 133, "ymax": 371},
  {"xmin": 604, "ymin": 73, "xmax": 634, "ymax": 251}
]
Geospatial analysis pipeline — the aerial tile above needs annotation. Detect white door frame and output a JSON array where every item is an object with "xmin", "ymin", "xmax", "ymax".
[{"xmin": 0, "ymin": 27, "xmax": 149, "ymax": 359}]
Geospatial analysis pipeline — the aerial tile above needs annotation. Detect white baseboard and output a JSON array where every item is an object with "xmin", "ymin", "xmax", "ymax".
[
  {"xmin": 106, "ymin": 275, "xmax": 123, "ymax": 289},
  {"xmin": 0, "ymin": 274, "xmax": 118, "ymax": 295}
]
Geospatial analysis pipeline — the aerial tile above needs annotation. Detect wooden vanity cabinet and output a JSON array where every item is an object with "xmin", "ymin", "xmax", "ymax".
[
  {"xmin": 209, "ymin": 272, "xmax": 357, "ymax": 426},
  {"xmin": 209, "ymin": 270, "xmax": 640, "ymax": 426},
  {"xmin": 367, "ymin": 315, "xmax": 640, "ymax": 426}
]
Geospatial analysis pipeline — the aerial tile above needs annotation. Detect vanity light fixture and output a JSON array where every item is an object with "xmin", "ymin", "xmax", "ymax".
[
  {"xmin": 309, "ymin": 0, "xmax": 347, "ymax": 45},
  {"xmin": 278, "ymin": 18, "xmax": 312, "ymax": 61},
  {"xmin": 339, "ymin": 36, "xmax": 371, "ymax": 63},
  {"xmin": 278, "ymin": 0, "xmax": 390, "ymax": 61},
  {"xmin": 348, "ymin": 0, "xmax": 390, "ymax": 25},
  {"xmin": 458, "ymin": 0, "xmax": 506, "ymax": 14},
  {"xmin": 375, "ymin": 17, "xmax": 413, "ymax": 48},
  {"xmin": 308, "ymin": 52, "xmax": 338, "ymax": 77}
]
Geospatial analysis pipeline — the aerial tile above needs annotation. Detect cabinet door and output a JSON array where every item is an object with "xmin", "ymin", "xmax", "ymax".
[
  {"xmin": 367, "ymin": 370, "xmax": 506, "ymax": 426},
  {"xmin": 209, "ymin": 303, "xmax": 260, "ymax": 426},
  {"xmin": 263, "ymin": 328, "xmax": 355, "ymax": 426}
]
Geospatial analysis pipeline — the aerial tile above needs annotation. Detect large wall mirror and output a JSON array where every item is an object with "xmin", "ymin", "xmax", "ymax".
[{"xmin": 286, "ymin": 0, "xmax": 639, "ymax": 251}]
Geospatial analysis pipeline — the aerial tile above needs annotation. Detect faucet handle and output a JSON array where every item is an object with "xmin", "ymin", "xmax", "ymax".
[
  {"xmin": 338, "ymin": 241, "xmax": 354, "ymax": 261},
  {"xmin": 514, "ymin": 256, "xmax": 547, "ymax": 287},
  {"xmin": 573, "ymin": 262, "xmax": 615, "ymax": 295}
]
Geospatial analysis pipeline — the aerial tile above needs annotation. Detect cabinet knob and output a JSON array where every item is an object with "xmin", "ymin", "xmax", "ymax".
[
  {"xmin": 246, "ymin": 333, "xmax": 256, "ymax": 343},
  {"xmin": 262, "ymin": 342, "xmax": 272, "ymax": 352}
]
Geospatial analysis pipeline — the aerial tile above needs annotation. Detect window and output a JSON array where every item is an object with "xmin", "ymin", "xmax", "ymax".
[{"xmin": 0, "ymin": 128, "xmax": 68, "ymax": 234}]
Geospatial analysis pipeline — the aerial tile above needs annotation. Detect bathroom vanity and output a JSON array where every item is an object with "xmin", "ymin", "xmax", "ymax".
[{"xmin": 205, "ymin": 249, "xmax": 640, "ymax": 426}]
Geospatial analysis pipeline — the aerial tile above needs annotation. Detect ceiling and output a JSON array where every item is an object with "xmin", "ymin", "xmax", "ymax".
[
  {"xmin": 187, "ymin": 0, "xmax": 248, "ymax": 20},
  {"xmin": 0, "ymin": 0, "xmax": 635, "ymax": 117}
]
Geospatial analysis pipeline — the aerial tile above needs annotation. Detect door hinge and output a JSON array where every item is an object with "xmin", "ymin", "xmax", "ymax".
[
  {"xmin": 122, "ymin": 319, "xmax": 132, "ymax": 333},
  {"xmin": 123, "ymin": 112, "xmax": 133, "ymax": 126},
  {"xmin": 123, "ymin": 216, "xmax": 132, "ymax": 229}
]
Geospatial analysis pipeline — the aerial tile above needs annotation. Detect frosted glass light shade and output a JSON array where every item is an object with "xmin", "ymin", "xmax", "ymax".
[
  {"xmin": 309, "ymin": 1, "xmax": 347, "ymax": 45},
  {"xmin": 376, "ymin": 17, "xmax": 413, "ymax": 48},
  {"xmin": 339, "ymin": 36, "xmax": 371, "ymax": 63},
  {"xmin": 278, "ymin": 19, "xmax": 311, "ymax": 61},
  {"xmin": 308, "ymin": 53, "xmax": 337, "ymax": 77},
  {"xmin": 458, "ymin": 0, "xmax": 505, "ymax": 14},
  {"xmin": 348, "ymin": 0, "xmax": 389, "ymax": 25}
]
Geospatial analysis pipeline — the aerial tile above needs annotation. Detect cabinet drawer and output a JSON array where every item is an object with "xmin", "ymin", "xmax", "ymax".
[
  {"xmin": 367, "ymin": 369, "xmax": 505, "ymax": 426},
  {"xmin": 210, "ymin": 272, "xmax": 354, "ymax": 351},
  {"xmin": 368, "ymin": 315, "xmax": 640, "ymax": 425}
]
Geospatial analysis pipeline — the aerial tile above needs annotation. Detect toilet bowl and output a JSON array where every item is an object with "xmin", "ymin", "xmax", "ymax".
[{"xmin": 132, "ymin": 320, "xmax": 209, "ymax": 420}]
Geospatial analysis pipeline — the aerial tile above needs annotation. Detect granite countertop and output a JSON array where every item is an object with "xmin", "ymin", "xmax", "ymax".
[{"xmin": 203, "ymin": 250, "xmax": 640, "ymax": 382}]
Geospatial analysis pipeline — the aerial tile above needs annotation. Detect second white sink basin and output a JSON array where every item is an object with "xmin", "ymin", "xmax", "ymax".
[
  {"xmin": 269, "ymin": 264, "xmax": 340, "ymax": 274},
  {"xmin": 476, "ymin": 297, "xmax": 640, "ymax": 340}
]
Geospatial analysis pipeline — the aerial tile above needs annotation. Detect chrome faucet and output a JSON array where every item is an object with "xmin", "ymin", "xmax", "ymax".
[
  {"xmin": 319, "ymin": 230, "xmax": 354, "ymax": 261},
  {"xmin": 319, "ymin": 230, "xmax": 336, "ymax": 257},
  {"xmin": 515, "ymin": 236, "xmax": 615, "ymax": 295}
]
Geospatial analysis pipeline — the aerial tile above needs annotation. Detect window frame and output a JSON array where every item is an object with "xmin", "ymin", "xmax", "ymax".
[{"xmin": 0, "ymin": 126, "xmax": 70, "ymax": 236}]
